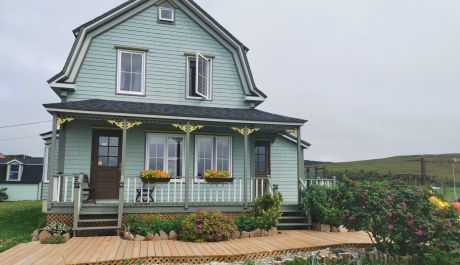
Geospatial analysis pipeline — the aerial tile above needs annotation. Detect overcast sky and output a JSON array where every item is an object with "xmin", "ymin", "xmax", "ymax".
[{"xmin": 0, "ymin": 0, "xmax": 459, "ymax": 162}]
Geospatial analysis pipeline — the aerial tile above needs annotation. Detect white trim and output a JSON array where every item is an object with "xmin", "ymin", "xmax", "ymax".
[
  {"xmin": 50, "ymin": 83, "xmax": 76, "ymax": 90},
  {"xmin": 280, "ymin": 134, "xmax": 310, "ymax": 149},
  {"xmin": 42, "ymin": 145, "xmax": 50, "ymax": 183},
  {"xmin": 245, "ymin": 96, "xmax": 265, "ymax": 102},
  {"xmin": 194, "ymin": 135, "xmax": 232, "ymax": 179},
  {"xmin": 116, "ymin": 49, "xmax": 146, "ymax": 96},
  {"xmin": 145, "ymin": 133, "xmax": 186, "ymax": 182},
  {"xmin": 6, "ymin": 163, "xmax": 23, "ymax": 182},
  {"xmin": 185, "ymin": 55, "xmax": 213, "ymax": 100},
  {"xmin": 45, "ymin": 107, "xmax": 305, "ymax": 126},
  {"xmin": 5, "ymin": 159, "xmax": 24, "ymax": 165},
  {"xmin": 158, "ymin": 6, "xmax": 175, "ymax": 22}
]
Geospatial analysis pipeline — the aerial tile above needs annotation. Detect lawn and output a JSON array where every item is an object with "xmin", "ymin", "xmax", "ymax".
[{"xmin": 0, "ymin": 201, "xmax": 46, "ymax": 252}]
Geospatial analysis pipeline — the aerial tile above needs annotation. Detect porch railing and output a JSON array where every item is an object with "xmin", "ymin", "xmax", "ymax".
[
  {"xmin": 304, "ymin": 176, "xmax": 337, "ymax": 187},
  {"xmin": 123, "ymin": 176, "xmax": 272, "ymax": 204},
  {"xmin": 52, "ymin": 174, "xmax": 78, "ymax": 202}
]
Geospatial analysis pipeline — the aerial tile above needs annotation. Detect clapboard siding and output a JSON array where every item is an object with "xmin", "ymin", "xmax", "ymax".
[
  {"xmin": 71, "ymin": 5, "xmax": 249, "ymax": 108},
  {"xmin": 270, "ymin": 136, "xmax": 299, "ymax": 204}
]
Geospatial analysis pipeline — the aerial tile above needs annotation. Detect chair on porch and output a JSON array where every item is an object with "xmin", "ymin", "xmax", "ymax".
[
  {"xmin": 81, "ymin": 175, "xmax": 95, "ymax": 203},
  {"xmin": 136, "ymin": 184, "xmax": 155, "ymax": 202}
]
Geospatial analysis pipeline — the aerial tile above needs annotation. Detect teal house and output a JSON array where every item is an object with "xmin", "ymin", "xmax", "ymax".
[{"xmin": 43, "ymin": 0, "xmax": 310, "ymax": 233}]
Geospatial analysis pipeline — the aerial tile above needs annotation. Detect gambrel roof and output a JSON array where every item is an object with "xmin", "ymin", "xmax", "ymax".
[{"xmin": 48, "ymin": 0, "xmax": 266, "ymax": 103}]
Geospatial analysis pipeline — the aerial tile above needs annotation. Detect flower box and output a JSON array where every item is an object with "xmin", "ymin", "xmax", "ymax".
[
  {"xmin": 204, "ymin": 177, "xmax": 234, "ymax": 183},
  {"xmin": 203, "ymin": 170, "xmax": 233, "ymax": 183},
  {"xmin": 140, "ymin": 169, "xmax": 171, "ymax": 184}
]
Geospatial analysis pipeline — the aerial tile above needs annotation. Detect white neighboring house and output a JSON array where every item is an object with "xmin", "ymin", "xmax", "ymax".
[{"xmin": 0, "ymin": 155, "xmax": 44, "ymax": 201}]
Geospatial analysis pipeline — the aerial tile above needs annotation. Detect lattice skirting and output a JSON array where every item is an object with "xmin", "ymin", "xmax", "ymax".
[
  {"xmin": 92, "ymin": 243, "xmax": 374, "ymax": 265},
  {"xmin": 47, "ymin": 212, "xmax": 245, "ymax": 227}
]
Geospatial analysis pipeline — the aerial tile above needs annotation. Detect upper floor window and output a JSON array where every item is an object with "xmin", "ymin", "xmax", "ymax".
[
  {"xmin": 186, "ymin": 54, "xmax": 213, "ymax": 100},
  {"xmin": 158, "ymin": 7, "xmax": 175, "ymax": 22},
  {"xmin": 117, "ymin": 49, "xmax": 146, "ymax": 96},
  {"xmin": 7, "ymin": 163, "xmax": 22, "ymax": 181}
]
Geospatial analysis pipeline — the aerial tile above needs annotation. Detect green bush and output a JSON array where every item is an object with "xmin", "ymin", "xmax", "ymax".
[
  {"xmin": 43, "ymin": 222, "xmax": 70, "ymax": 235},
  {"xmin": 302, "ymin": 185, "xmax": 340, "ymax": 226},
  {"xmin": 234, "ymin": 214, "xmax": 256, "ymax": 232},
  {"xmin": 144, "ymin": 214, "xmax": 184, "ymax": 234},
  {"xmin": 253, "ymin": 192, "xmax": 283, "ymax": 230},
  {"xmin": 414, "ymin": 248, "xmax": 460, "ymax": 265},
  {"xmin": 0, "ymin": 187, "xmax": 8, "ymax": 202},
  {"xmin": 40, "ymin": 235, "xmax": 66, "ymax": 244},
  {"xmin": 125, "ymin": 215, "xmax": 148, "ymax": 236},
  {"xmin": 180, "ymin": 211, "xmax": 237, "ymax": 242}
]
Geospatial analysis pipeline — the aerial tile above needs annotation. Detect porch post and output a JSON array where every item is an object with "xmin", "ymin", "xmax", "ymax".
[
  {"xmin": 57, "ymin": 123, "xmax": 66, "ymax": 173},
  {"xmin": 243, "ymin": 125, "xmax": 249, "ymax": 209},
  {"xmin": 184, "ymin": 121, "xmax": 191, "ymax": 209},
  {"xmin": 118, "ymin": 119, "xmax": 127, "ymax": 228},
  {"xmin": 47, "ymin": 113, "xmax": 58, "ymax": 209},
  {"xmin": 297, "ymin": 126, "xmax": 304, "ymax": 205}
]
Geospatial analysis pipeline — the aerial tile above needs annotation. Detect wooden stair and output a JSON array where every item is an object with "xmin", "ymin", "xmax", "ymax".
[
  {"xmin": 277, "ymin": 205, "xmax": 310, "ymax": 230},
  {"xmin": 73, "ymin": 203, "xmax": 120, "ymax": 236}
]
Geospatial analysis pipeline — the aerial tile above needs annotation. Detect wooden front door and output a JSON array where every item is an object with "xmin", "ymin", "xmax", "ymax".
[
  {"xmin": 90, "ymin": 130, "xmax": 122, "ymax": 199},
  {"xmin": 255, "ymin": 141, "xmax": 270, "ymax": 196}
]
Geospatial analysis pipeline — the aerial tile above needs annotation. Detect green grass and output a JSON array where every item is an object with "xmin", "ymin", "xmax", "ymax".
[{"xmin": 0, "ymin": 201, "xmax": 46, "ymax": 252}]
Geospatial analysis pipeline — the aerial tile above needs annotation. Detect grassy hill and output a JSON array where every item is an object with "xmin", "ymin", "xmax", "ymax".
[{"xmin": 308, "ymin": 153, "xmax": 460, "ymax": 178}]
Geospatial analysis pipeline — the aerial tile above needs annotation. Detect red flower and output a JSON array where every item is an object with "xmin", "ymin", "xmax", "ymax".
[
  {"xmin": 388, "ymin": 224, "xmax": 394, "ymax": 231},
  {"xmin": 417, "ymin": 229, "xmax": 423, "ymax": 238},
  {"xmin": 401, "ymin": 202, "xmax": 407, "ymax": 209}
]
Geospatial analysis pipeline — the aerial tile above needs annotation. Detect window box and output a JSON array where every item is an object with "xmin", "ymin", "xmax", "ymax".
[
  {"xmin": 140, "ymin": 169, "xmax": 171, "ymax": 183},
  {"xmin": 204, "ymin": 177, "xmax": 234, "ymax": 183}
]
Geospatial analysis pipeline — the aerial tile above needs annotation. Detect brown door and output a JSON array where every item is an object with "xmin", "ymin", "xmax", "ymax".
[
  {"xmin": 255, "ymin": 141, "xmax": 270, "ymax": 196},
  {"xmin": 90, "ymin": 130, "xmax": 122, "ymax": 199}
]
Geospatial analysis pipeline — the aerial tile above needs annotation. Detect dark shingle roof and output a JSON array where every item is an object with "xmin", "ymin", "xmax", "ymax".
[
  {"xmin": 43, "ymin": 99, "xmax": 306, "ymax": 124},
  {"xmin": 0, "ymin": 157, "xmax": 43, "ymax": 165}
]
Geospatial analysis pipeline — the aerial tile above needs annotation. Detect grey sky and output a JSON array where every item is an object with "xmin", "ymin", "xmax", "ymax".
[{"xmin": 0, "ymin": 0, "xmax": 459, "ymax": 162}]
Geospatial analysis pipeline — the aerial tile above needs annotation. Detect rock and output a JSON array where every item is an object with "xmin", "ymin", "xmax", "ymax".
[
  {"xmin": 53, "ymin": 233, "xmax": 61, "ymax": 237},
  {"xmin": 313, "ymin": 222, "xmax": 321, "ymax": 231},
  {"xmin": 240, "ymin": 231, "xmax": 250, "ymax": 238},
  {"xmin": 169, "ymin": 230, "xmax": 177, "ymax": 240},
  {"xmin": 232, "ymin": 231, "xmax": 240, "ymax": 239},
  {"xmin": 154, "ymin": 233, "xmax": 161, "ymax": 240},
  {"xmin": 159, "ymin": 230, "xmax": 169, "ymax": 240},
  {"xmin": 249, "ymin": 228, "xmax": 261, "ymax": 238},
  {"xmin": 145, "ymin": 233, "xmax": 154, "ymax": 241},
  {"xmin": 31, "ymin": 229, "xmax": 40, "ymax": 241},
  {"xmin": 261, "ymin": 229, "xmax": 269, "ymax": 237},
  {"xmin": 134, "ymin": 235, "xmax": 145, "ymax": 241},
  {"xmin": 338, "ymin": 225, "xmax": 348, "ymax": 232},
  {"xmin": 38, "ymin": 230, "xmax": 51, "ymax": 241},
  {"xmin": 330, "ymin": 226, "xmax": 339, "ymax": 232},
  {"xmin": 339, "ymin": 252, "xmax": 354, "ymax": 261},
  {"xmin": 62, "ymin": 233, "xmax": 71, "ymax": 241},
  {"xmin": 320, "ymin": 224, "xmax": 331, "ymax": 233},
  {"xmin": 123, "ymin": 232, "xmax": 134, "ymax": 240},
  {"xmin": 269, "ymin": 227, "xmax": 279, "ymax": 236}
]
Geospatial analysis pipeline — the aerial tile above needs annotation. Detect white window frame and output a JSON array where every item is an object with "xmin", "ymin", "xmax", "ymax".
[
  {"xmin": 6, "ymin": 162, "xmax": 23, "ymax": 182},
  {"xmin": 145, "ymin": 133, "xmax": 186, "ymax": 182},
  {"xmin": 116, "ymin": 49, "xmax": 146, "ymax": 96},
  {"xmin": 158, "ymin": 6, "xmax": 175, "ymax": 22},
  {"xmin": 194, "ymin": 135, "xmax": 232, "ymax": 180},
  {"xmin": 185, "ymin": 54, "xmax": 213, "ymax": 100}
]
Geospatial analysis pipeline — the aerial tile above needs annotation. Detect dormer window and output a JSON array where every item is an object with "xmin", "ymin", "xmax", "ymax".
[
  {"xmin": 186, "ymin": 53, "xmax": 213, "ymax": 100},
  {"xmin": 116, "ymin": 49, "xmax": 146, "ymax": 96},
  {"xmin": 6, "ymin": 162, "xmax": 22, "ymax": 181},
  {"xmin": 159, "ymin": 7, "xmax": 175, "ymax": 22}
]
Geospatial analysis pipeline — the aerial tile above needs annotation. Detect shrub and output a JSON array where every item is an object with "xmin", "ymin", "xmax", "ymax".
[
  {"xmin": 124, "ymin": 215, "xmax": 148, "ymax": 236},
  {"xmin": 234, "ymin": 214, "xmax": 256, "ymax": 232},
  {"xmin": 144, "ymin": 214, "xmax": 184, "ymax": 234},
  {"xmin": 253, "ymin": 192, "xmax": 283, "ymax": 230},
  {"xmin": 43, "ymin": 222, "xmax": 70, "ymax": 235},
  {"xmin": 40, "ymin": 235, "xmax": 66, "ymax": 244},
  {"xmin": 414, "ymin": 248, "xmax": 460, "ymax": 265},
  {"xmin": 302, "ymin": 185, "xmax": 340, "ymax": 226},
  {"xmin": 180, "ymin": 211, "xmax": 237, "ymax": 242},
  {"xmin": 0, "ymin": 187, "xmax": 8, "ymax": 202}
]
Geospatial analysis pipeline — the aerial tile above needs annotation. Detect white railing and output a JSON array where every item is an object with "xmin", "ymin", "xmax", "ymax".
[
  {"xmin": 305, "ymin": 176, "xmax": 337, "ymax": 187},
  {"xmin": 123, "ymin": 176, "xmax": 271, "ymax": 204},
  {"xmin": 52, "ymin": 174, "xmax": 76, "ymax": 202}
]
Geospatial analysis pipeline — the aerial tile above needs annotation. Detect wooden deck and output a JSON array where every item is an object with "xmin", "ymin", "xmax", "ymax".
[{"xmin": 0, "ymin": 231, "xmax": 374, "ymax": 265}]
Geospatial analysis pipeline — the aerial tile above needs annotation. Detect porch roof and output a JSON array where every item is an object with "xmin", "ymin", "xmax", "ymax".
[{"xmin": 43, "ymin": 99, "xmax": 307, "ymax": 126}]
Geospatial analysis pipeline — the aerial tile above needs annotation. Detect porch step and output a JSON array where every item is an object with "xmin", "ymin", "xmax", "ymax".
[
  {"xmin": 79, "ymin": 211, "xmax": 118, "ymax": 215},
  {"xmin": 277, "ymin": 223, "xmax": 310, "ymax": 230},
  {"xmin": 74, "ymin": 226, "xmax": 119, "ymax": 231},
  {"xmin": 279, "ymin": 216, "xmax": 306, "ymax": 223},
  {"xmin": 78, "ymin": 218, "xmax": 118, "ymax": 223},
  {"xmin": 277, "ymin": 206, "xmax": 310, "ymax": 230}
]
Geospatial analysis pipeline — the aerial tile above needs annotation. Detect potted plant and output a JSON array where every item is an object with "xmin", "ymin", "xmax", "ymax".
[
  {"xmin": 140, "ymin": 169, "xmax": 171, "ymax": 183},
  {"xmin": 203, "ymin": 169, "xmax": 233, "ymax": 183}
]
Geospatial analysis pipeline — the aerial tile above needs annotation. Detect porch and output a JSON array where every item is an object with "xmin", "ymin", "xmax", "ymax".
[{"xmin": 43, "ymin": 99, "xmax": 308, "ymax": 231}]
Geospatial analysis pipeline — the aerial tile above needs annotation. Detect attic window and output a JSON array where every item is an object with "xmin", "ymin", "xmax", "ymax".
[
  {"xmin": 159, "ymin": 7, "xmax": 174, "ymax": 22},
  {"xmin": 7, "ymin": 163, "xmax": 22, "ymax": 181}
]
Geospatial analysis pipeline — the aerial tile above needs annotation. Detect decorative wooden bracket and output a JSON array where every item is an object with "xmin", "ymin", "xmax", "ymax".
[
  {"xmin": 56, "ymin": 117, "xmax": 75, "ymax": 126},
  {"xmin": 231, "ymin": 127, "xmax": 260, "ymax": 135},
  {"xmin": 107, "ymin": 120, "xmax": 143, "ymax": 129},
  {"xmin": 172, "ymin": 123, "xmax": 204, "ymax": 133},
  {"xmin": 286, "ymin": 129, "xmax": 299, "ymax": 138}
]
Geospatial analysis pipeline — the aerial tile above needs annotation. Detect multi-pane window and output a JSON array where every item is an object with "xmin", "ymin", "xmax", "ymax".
[
  {"xmin": 98, "ymin": 136, "xmax": 119, "ymax": 167},
  {"xmin": 158, "ymin": 7, "xmax": 175, "ymax": 22},
  {"xmin": 117, "ymin": 50, "xmax": 145, "ymax": 95},
  {"xmin": 7, "ymin": 163, "xmax": 22, "ymax": 181},
  {"xmin": 146, "ymin": 135, "xmax": 185, "ymax": 178},
  {"xmin": 186, "ymin": 54, "xmax": 212, "ymax": 100},
  {"xmin": 195, "ymin": 136, "xmax": 232, "ymax": 177}
]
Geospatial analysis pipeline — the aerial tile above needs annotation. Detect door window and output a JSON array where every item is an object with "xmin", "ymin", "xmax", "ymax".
[{"xmin": 98, "ymin": 136, "xmax": 119, "ymax": 167}]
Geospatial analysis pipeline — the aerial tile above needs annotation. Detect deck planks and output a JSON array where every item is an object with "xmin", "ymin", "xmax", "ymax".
[{"xmin": 0, "ymin": 231, "xmax": 374, "ymax": 264}]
